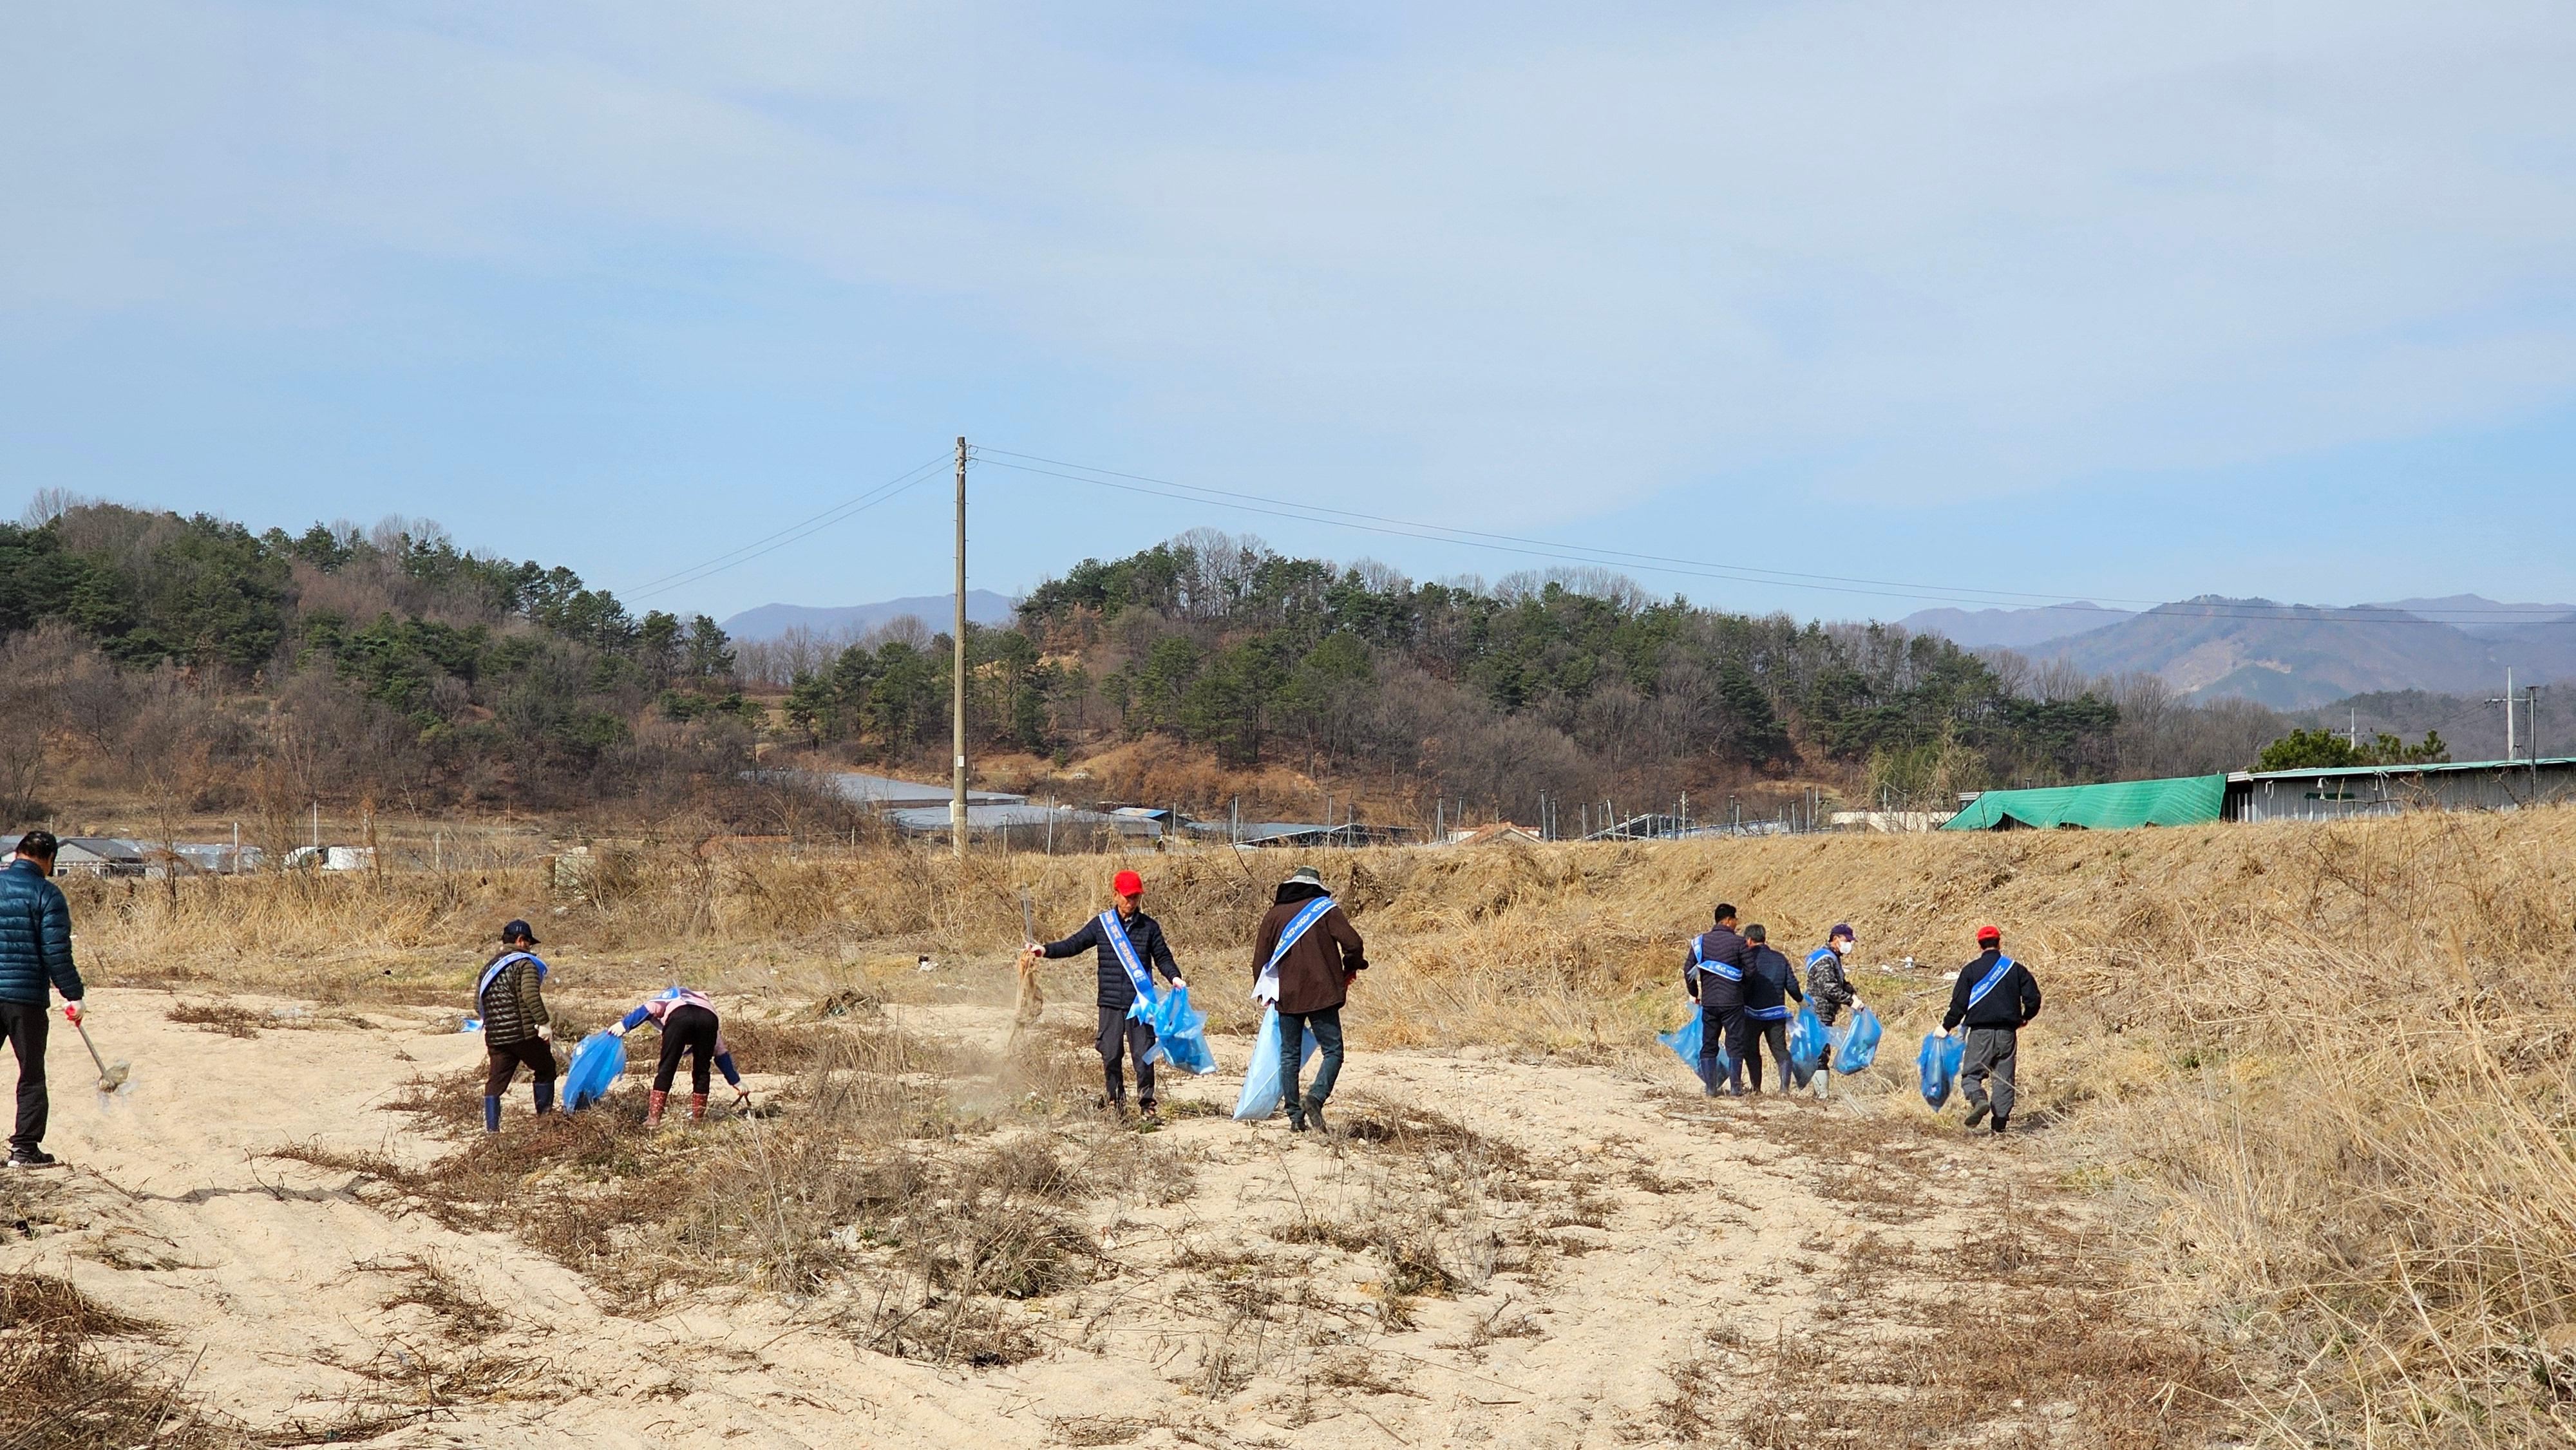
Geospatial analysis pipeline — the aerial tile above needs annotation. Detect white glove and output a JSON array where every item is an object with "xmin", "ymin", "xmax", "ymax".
[
  {"xmin": 536, "ymin": 1024, "xmax": 554, "ymax": 1043},
  {"xmin": 607, "ymin": 1022, "xmax": 627, "ymax": 1039}
]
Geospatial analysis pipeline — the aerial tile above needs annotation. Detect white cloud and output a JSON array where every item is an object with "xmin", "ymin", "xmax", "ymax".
[{"xmin": 6, "ymin": 0, "xmax": 2575, "ymax": 533}]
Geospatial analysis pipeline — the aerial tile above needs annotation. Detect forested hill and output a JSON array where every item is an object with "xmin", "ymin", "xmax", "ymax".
[
  {"xmin": 1, "ymin": 507, "xmax": 2299, "ymax": 831},
  {"xmin": 779, "ymin": 530, "xmax": 2291, "ymax": 821},
  {"xmin": 0, "ymin": 503, "xmax": 755, "ymax": 822}
]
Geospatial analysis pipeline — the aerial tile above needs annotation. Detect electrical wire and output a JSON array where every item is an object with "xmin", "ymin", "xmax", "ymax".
[{"xmin": 623, "ymin": 454, "xmax": 952, "ymax": 603}]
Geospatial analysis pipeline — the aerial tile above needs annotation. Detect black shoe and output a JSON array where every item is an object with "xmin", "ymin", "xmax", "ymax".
[
  {"xmin": 1287, "ymin": 1114, "xmax": 1309, "ymax": 1133},
  {"xmin": 1991, "ymin": 1115, "xmax": 2009, "ymax": 1136},
  {"xmin": 1303, "ymin": 1098, "xmax": 1329, "ymax": 1135},
  {"xmin": 7, "ymin": 1148, "xmax": 58, "ymax": 1169},
  {"xmin": 1964, "ymin": 1102, "xmax": 1991, "ymax": 1129}
]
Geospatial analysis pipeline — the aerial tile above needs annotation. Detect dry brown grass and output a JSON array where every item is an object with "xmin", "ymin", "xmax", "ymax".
[
  {"xmin": 0, "ymin": 1271, "xmax": 247, "ymax": 1449},
  {"xmin": 72, "ymin": 804, "xmax": 2576, "ymax": 1441}
]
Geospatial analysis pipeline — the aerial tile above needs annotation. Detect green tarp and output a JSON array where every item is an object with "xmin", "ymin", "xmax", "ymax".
[{"xmin": 1941, "ymin": 774, "xmax": 2227, "ymax": 832}]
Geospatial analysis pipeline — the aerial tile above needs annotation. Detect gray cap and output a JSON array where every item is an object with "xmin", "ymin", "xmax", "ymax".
[{"xmin": 1282, "ymin": 865, "xmax": 1325, "ymax": 889}]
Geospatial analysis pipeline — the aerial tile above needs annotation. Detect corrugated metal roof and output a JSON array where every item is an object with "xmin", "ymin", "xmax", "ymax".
[{"xmin": 2231, "ymin": 756, "xmax": 2576, "ymax": 782}]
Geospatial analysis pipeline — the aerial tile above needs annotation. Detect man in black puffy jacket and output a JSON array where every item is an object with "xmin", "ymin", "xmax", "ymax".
[
  {"xmin": 1940, "ymin": 925, "xmax": 2043, "ymax": 1135},
  {"xmin": 0, "ymin": 832, "xmax": 86, "ymax": 1169},
  {"xmin": 1732, "ymin": 925, "xmax": 1806, "ymax": 1095}
]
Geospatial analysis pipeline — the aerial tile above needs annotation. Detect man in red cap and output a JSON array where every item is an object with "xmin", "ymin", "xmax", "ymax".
[
  {"xmin": 1938, "ymin": 925, "xmax": 2043, "ymax": 1135},
  {"xmin": 1024, "ymin": 869, "xmax": 1187, "ymax": 1120}
]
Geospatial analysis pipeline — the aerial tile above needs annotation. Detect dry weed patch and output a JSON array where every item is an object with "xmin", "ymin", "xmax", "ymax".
[{"xmin": 0, "ymin": 1271, "xmax": 249, "ymax": 1449}]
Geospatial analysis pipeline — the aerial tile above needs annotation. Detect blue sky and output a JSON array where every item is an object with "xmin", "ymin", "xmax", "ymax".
[{"xmin": 6, "ymin": 1, "xmax": 2576, "ymax": 623}]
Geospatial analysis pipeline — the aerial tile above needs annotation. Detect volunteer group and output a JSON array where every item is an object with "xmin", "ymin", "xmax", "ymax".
[
  {"xmin": 0, "ymin": 826, "xmax": 2033, "ymax": 1163},
  {"xmin": 1683, "ymin": 904, "xmax": 2043, "ymax": 1133}
]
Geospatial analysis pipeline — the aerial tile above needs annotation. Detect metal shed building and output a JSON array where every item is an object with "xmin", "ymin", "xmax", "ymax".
[{"xmin": 2223, "ymin": 757, "xmax": 2576, "ymax": 823}]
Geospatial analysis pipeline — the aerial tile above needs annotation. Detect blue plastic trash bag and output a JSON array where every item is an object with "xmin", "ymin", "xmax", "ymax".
[
  {"xmin": 1657, "ymin": 1012, "xmax": 1732, "ymax": 1091},
  {"xmin": 1834, "ymin": 1007, "xmax": 1884, "ymax": 1073},
  {"xmin": 562, "ymin": 1030, "xmax": 627, "ymax": 1112},
  {"xmin": 1135, "ymin": 986, "xmax": 1218, "ymax": 1076},
  {"xmin": 1788, "ymin": 1006, "xmax": 1827, "ymax": 1074},
  {"xmin": 1233, "ymin": 1006, "xmax": 1318, "ymax": 1120},
  {"xmin": 1918, "ymin": 1030, "xmax": 1965, "ymax": 1109},
  {"xmin": 1656, "ymin": 1011, "xmax": 1701, "ymax": 1064}
]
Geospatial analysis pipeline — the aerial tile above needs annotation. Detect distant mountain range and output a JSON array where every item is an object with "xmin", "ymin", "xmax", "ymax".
[
  {"xmin": 1895, "ymin": 601, "xmax": 2137, "ymax": 649},
  {"xmin": 1899, "ymin": 596, "xmax": 2576, "ymax": 708},
  {"xmin": 721, "ymin": 590, "xmax": 1018, "ymax": 643}
]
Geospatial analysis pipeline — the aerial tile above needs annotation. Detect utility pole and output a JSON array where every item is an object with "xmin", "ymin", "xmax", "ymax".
[
  {"xmin": 2490, "ymin": 670, "xmax": 2517, "ymax": 765},
  {"xmin": 951, "ymin": 436, "xmax": 969, "ymax": 860}
]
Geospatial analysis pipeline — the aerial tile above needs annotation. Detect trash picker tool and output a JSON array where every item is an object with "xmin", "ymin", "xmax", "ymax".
[{"xmin": 73, "ymin": 1017, "xmax": 128, "ymax": 1094}]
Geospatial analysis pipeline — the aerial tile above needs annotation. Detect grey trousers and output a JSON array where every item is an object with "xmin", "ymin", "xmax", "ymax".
[
  {"xmin": 1961, "ymin": 1026, "xmax": 2018, "ymax": 1121},
  {"xmin": 1097, "ymin": 1006, "xmax": 1159, "ymax": 1107},
  {"xmin": 1280, "ymin": 1006, "xmax": 1345, "ymax": 1115}
]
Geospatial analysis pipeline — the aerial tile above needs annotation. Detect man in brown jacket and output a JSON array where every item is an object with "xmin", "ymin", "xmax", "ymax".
[{"xmin": 1251, "ymin": 865, "xmax": 1367, "ymax": 1133}]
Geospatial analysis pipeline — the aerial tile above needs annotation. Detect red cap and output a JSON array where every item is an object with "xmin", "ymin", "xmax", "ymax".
[
  {"xmin": 1975, "ymin": 924, "xmax": 2002, "ymax": 943},
  {"xmin": 1112, "ymin": 870, "xmax": 1144, "ymax": 897}
]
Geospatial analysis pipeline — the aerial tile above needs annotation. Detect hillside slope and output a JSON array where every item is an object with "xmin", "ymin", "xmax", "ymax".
[{"xmin": 2030, "ymin": 596, "xmax": 2499, "ymax": 706}]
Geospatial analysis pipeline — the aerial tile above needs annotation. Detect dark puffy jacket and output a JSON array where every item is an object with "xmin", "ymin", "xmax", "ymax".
[
  {"xmin": 477, "ymin": 951, "xmax": 551, "ymax": 1048},
  {"xmin": 1942, "ymin": 948, "xmax": 2042, "ymax": 1031},
  {"xmin": 0, "ymin": 859, "xmax": 82, "ymax": 1007},
  {"xmin": 1740, "ymin": 946, "xmax": 1806, "ymax": 1021},
  {"xmin": 1041, "ymin": 908, "xmax": 1183, "ymax": 1011},
  {"xmin": 1685, "ymin": 927, "xmax": 1748, "ymax": 1011}
]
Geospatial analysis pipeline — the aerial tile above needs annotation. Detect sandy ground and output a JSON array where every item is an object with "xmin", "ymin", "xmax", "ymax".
[{"xmin": 4, "ymin": 986, "xmax": 2081, "ymax": 1447}]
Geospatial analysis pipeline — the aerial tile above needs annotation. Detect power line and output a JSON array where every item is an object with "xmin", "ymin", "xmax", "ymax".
[
  {"xmin": 976, "ymin": 449, "xmax": 2567, "ymax": 627},
  {"xmin": 623, "ymin": 454, "xmax": 952, "ymax": 603}
]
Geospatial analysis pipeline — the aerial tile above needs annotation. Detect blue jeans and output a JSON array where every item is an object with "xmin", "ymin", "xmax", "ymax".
[{"xmin": 1279, "ymin": 1006, "xmax": 1345, "ymax": 1114}]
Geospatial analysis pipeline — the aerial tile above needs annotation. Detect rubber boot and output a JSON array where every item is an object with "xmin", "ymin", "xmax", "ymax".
[
  {"xmin": 690, "ymin": 1093, "xmax": 708, "ymax": 1122},
  {"xmin": 533, "ymin": 1081, "xmax": 554, "ymax": 1116},
  {"xmin": 645, "ymin": 1090, "xmax": 667, "ymax": 1127},
  {"xmin": 483, "ymin": 1096, "xmax": 501, "ymax": 1133}
]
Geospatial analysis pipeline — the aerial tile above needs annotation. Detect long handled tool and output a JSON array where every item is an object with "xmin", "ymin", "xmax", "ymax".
[{"xmin": 71, "ymin": 1014, "xmax": 129, "ymax": 1094}]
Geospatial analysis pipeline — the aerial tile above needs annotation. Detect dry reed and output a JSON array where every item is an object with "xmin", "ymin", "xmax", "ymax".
[{"xmin": 75, "ymin": 805, "xmax": 2576, "ymax": 1440}]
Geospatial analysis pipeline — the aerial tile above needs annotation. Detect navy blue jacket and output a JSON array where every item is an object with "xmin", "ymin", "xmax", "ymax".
[
  {"xmin": 1040, "ymin": 909, "xmax": 1182, "ymax": 1010},
  {"xmin": 0, "ymin": 859, "xmax": 83, "ymax": 1006},
  {"xmin": 1685, "ymin": 926, "xmax": 1749, "ymax": 1012},
  {"xmin": 1741, "ymin": 946, "xmax": 1806, "ymax": 1021}
]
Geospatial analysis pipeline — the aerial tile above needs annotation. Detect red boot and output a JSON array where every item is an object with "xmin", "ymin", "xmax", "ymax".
[
  {"xmin": 690, "ymin": 1093, "xmax": 708, "ymax": 1122},
  {"xmin": 645, "ymin": 1090, "xmax": 667, "ymax": 1126}
]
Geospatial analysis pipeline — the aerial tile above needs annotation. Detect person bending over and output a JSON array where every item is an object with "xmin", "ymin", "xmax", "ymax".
[{"xmin": 608, "ymin": 986, "xmax": 750, "ymax": 1125}]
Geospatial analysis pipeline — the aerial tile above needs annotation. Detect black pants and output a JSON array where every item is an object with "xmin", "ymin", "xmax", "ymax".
[
  {"xmin": 1, "ymin": 1002, "xmax": 48, "ymax": 1153},
  {"xmin": 1728, "ymin": 1014, "xmax": 1790, "ymax": 1093},
  {"xmin": 1097, "ymin": 1005, "xmax": 1158, "ymax": 1108},
  {"xmin": 484, "ymin": 1038, "xmax": 557, "ymax": 1097},
  {"xmin": 1697, "ymin": 1004, "xmax": 1736, "ymax": 1092},
  {"xmin": 654, "ymin": 1004, "xmax": 721, "ymax": 1094}
]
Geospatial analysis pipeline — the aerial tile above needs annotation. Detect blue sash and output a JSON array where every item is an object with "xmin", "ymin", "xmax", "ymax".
[
  {"xmin": 1097, "ymin": 910, "xmax": 1157, "ymax": 1001},
  {"xmin": 1256, "ymin": 896, "xmax": 1338, "ymax": 1000},
  {"xmin": 1964, "ymin": 956, "xmax": 2016, "ymax": 1012},
  {"xmin": 1745, "ymin": 1003, "xmax": 1792, "ymax": 1021},
  {"xmin": 477, "ymin": 950, "xmax": 542, "ymax": 1011},
  {"xmin": 1692, "ymin": 936, "xmax": 1741, "ymax": 982},
  {"xmin": 1806, "ymin": 946, "xmax": 1837, "ymax": 974}
]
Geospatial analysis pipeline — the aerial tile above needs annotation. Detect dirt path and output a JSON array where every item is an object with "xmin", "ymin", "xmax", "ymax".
[{"xmin": 5, "ymin": 988, "xmax": 2125, "ymax": 1447}]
